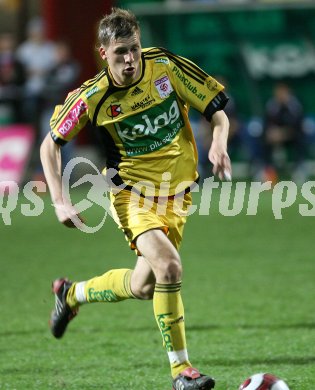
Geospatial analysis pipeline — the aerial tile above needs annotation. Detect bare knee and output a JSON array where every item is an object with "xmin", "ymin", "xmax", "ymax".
[
  {"xmin": 136, "ymin": 229, "xmax": 182, "ymax": 284},
  {"xmin": 155, "ymin": 256, "xmax": 182, "ymax": 283},
  {"xmin": 132, "ymin": 282, "xmax": 155, "ymax": 300},
  {"xmin": 131, "ymin": 258, "xmax": 182, "ymax": 297}
]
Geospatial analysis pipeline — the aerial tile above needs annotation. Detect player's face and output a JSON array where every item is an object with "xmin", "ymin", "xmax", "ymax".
[{"xmin": 100, "ymin": 32, "xmax": 141, "ymax": 86}]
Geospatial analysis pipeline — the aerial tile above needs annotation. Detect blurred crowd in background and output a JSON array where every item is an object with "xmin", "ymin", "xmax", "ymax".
[
  {"xmin": 193, "ymin": 80, "xmax": 310, "ymax": 183},
  {"xmin": 0, "ymin": 17, "xmax": 80, "ymax": 180},
  {"xmin": 1, "ymin": 0, "xmax": 315, "ymax": 185}
]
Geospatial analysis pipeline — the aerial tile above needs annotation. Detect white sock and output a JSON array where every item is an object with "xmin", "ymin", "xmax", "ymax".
[
  {"xmin": 75, "ymin": 281, "xmax": 87, "ymax": 304},
  {"xmin": 168, "ymin": 349, "xmax": 189, "ymax": 365}
]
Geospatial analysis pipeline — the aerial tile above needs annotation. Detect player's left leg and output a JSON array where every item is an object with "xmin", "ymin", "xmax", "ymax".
[
  {"xmin": 136, "ymin": 229, "xmax": 215, "ymax": 389},
  {"xmin": 136, "ymin": 229, "xmax": 191, "ymax": 378}
]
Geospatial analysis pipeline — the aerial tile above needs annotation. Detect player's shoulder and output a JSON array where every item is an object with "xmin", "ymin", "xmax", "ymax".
[
  {"xmin": 142, "ymin": 47, "xmax": 196, "ymax": 71},
  {"xmin": 142, "ymin": 47, "xmax": 177, "ymax": 65},
  {"xmin": 65, "ymin": 68, "xmax": 110, "ymax": 103}
]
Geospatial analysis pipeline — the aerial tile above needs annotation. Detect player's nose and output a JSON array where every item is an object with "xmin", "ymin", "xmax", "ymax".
[{"xmin": 124, "ymin": 51, "xmax": 134, "ymax": 64}]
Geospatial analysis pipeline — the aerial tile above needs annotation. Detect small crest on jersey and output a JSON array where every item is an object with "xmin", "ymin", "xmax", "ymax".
[
  {"xmin": 154, "ymin": 57, "xmax": 169, "ymax": 65},
  {"xmin": 131, "ymin": 86, "xmax": 143, "ymax": 96},
  {"xmin": 106, "ymin": 104, "xmax": 123, "ymax": 119},
  {"xmin": 206, "ymin": 78, "xmax": 218, "ymax": 92},
  {"xmin": 154, "ymin": 76, "xmax": 173, "ymax": 98},
  {"xmin": 86, "ymin": 86, "xmax": 99, "ymax": 99}
]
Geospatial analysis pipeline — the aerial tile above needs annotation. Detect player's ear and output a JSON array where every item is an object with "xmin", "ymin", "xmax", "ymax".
[{"xmin": 99, "ymin": 46, "xmax": 107, "ymax": 60}]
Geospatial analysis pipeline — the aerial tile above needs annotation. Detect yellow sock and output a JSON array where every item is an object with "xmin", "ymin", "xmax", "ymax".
[
  {"xmin": 66, "ymin": 269, "xmax": 136, "ymax": 308},
  {"xmin": 153, "ymin": 282, "xmax": 192, "ymax": 378}
]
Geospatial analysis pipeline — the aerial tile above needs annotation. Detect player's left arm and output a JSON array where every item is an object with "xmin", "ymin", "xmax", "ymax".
[
  {"xmin": 208, "ymin": 110, "xmax": 232, "ymax": 181},
  {"xmin": 164, "ymin": 50, "xmax": 227, "ymax": 111},
  {"xmin": 164, "ymin": 52, "xmax": 231, "ymax": 180}
]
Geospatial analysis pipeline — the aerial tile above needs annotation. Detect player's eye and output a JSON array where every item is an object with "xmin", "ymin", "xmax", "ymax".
[
  {"xmin": 131, "ymin": 46, "xmax": 140, "ymax": 53},
  {"xmin": 116, "ymin": 49, "xmax": 126, "ymax": 55}
]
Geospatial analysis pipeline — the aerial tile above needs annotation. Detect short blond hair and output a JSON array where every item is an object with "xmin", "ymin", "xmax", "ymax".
[{"xmin": 98, "ymin": 7, "xmax": 140, "ymax": 48}]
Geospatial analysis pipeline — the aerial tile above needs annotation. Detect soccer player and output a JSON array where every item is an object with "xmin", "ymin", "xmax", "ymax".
[{"xmin": 40, "ymin": 7, "xmax": 231, "ymax": 390}]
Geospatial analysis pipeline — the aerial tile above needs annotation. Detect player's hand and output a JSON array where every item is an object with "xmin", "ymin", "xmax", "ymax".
[
  {"xmin": 208, "ymin": 143, "xmax": 232, "ymax": 181},
  {"xmin": 53, "ymin": 202, "xmax": 84, "ymax": 228}
]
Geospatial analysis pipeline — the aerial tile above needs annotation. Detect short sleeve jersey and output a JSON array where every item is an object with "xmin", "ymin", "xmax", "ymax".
[{"xmin": 50, "ymin": 47, "xmax": 228, "ymax": 196}]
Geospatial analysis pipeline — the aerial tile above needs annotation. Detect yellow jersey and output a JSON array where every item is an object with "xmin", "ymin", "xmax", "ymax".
[{"xmin": 50, "ymin": 47, "xmax": 228, "ymax": 196}]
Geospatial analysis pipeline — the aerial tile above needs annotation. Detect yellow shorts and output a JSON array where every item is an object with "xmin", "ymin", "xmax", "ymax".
[{"xmin": 110, "ymin": 189, "xmax": 192, "ymax": 253}]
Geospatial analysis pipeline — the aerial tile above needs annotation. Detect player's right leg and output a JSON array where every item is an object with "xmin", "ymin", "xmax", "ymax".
[
  {"xmin": 130, "ymin": 255, "xmax": 156, "ymax": 299},
  {"xmin": 49, "ymin": 256, "xmax": 156, "ymax": 339},
  {"xmin": 50, "ymin": 278, "xmax": 78, "ymax": 339}
]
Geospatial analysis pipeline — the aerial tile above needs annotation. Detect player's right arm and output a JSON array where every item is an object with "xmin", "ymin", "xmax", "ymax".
[
  {"xmin": 40, "ymin": 133, "xmax": 83, "ymax": 228},
  {"xmin": 40, "ymin": 84, "xmax": 91, "ymax": 226}
]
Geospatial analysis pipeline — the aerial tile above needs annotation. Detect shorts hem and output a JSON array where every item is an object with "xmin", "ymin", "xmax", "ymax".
[{"xmin": 131, "ymin": 225, "xmax": 169, "ymax": 255}]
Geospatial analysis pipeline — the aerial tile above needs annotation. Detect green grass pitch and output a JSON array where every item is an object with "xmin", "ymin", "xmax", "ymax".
[{"xmin": 0, "ymin": 185, "xmax": 314, "ymax": 389}]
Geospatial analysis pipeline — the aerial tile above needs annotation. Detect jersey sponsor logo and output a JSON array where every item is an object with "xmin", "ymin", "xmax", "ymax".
[
  {"xmin": 114, "ymin": 93, "xmax": 184, "ymax": 156},
  {"xmin": 57, "ymin": 99, "xmax": 87, "ymax": 137},
  {"xmin": 154, "ymin": 57, "xmax": 169, "ymax": 65},
  {"xmin": 131, "ymin": 94, "xmax": 155, "ymax": 111},
  {"xmin": 154, "ymin": 75, "xmax": 174, "ymax": 98},
  {"xmin": 85, "ymin": 85, "xmax": 99, "ymax": 99},
  {"xmin": 172, "ymin": 65, "xmax": 206, "ymax": 101},
  {"xmin": 131, "ymin": 86, "xmax": 143, "ymax": 96},
  {"xmin": 106, "ymin": 104, "xmax": 123, "ymax": 119}
]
